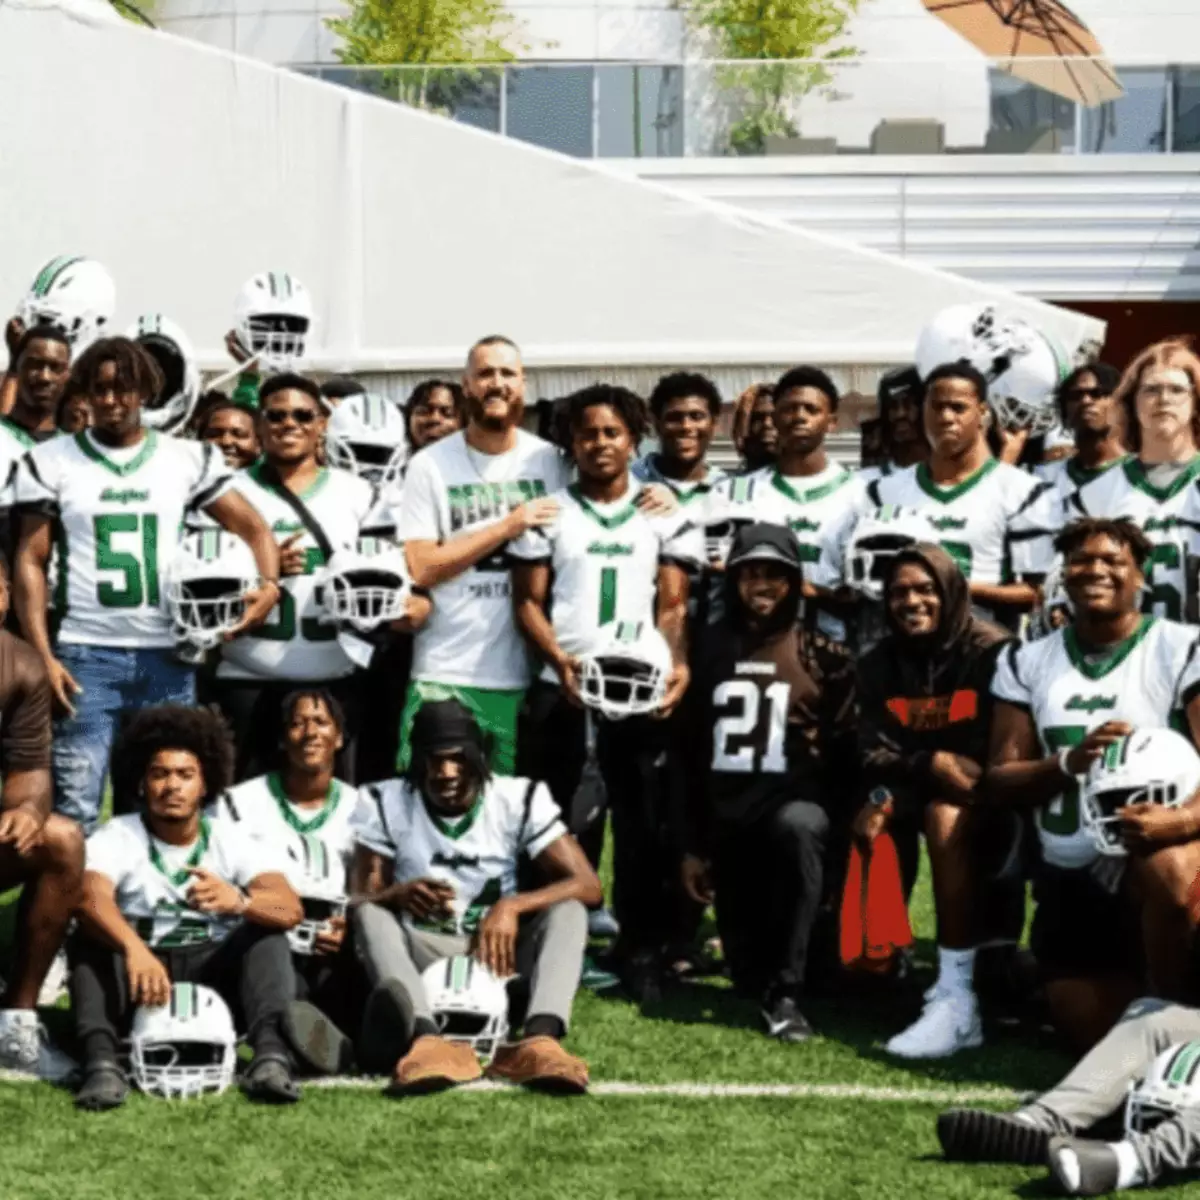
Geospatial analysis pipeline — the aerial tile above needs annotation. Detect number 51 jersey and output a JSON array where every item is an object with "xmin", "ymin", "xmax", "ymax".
[{"xmin": 991, "ymin": 615, "xmax": 1200, "ymax": 871}]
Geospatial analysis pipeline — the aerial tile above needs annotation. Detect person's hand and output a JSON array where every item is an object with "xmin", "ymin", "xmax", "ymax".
[
  {"xmin": 0, "ymin": 807, "xmax": 44, "ymax": 857},
  {"xmin": 504, "ymin": 497, "xmax": 559, "ymax": 538},
  {"xmin": 1063, "ymin": 722, "xmax": 1134, "ymax": 776},
  {"xmin": 226, "ymin": 580, "xmax": 282, "ymax": 639},
  {"xmin": 554, "ymin": 653, "xmax": 583, "ymax": 706},
  {"xmin": 681, "ymin": 854, "xmax": 714, "ymax": 905},
  {"xmin": 995, "ymin": 423, "xmax": 1030, "ymax": 465},
  {"xmin": 636, "ymin": 484, "xmax": 678, "ymax": 516},
  {"xmin": 852, "ymin": 801, "xmax": 891, "ymax": 846},
  {"xmin": 43, "ymin": 656, "xmax": 82, "ymax": 717},
  {"xmin": 929, "ymin": 751, "xmax": 983, "ymax": 798},
  {"xmin": 1118, "ymin": 804, "xmax": 1194, "ymax": 852},
  {"xmin": 312, "ymin": 915, "xmax": 346, "ymax": 956},
  {"xmin": 126, "ymin": 943, "xmax": 171, "ymax": 1007},
  {"xmin": 225, "ymin": 328, "xmax": 251, "ymax": 366},
  {"xmin": 655, "ymin": 662, "xmax": 690, "ymax": 719},
  {"xmin": 5, "ymin": 316, "xmax": 25, "ymax": 366},
  {"xmin": 474, "ymin": 896, "xmax": 520, "ymax": 978},
  {"xmin": 394, "ymin": 878, "xmax": 456, "ymax": 922},
  {"xmin": 277, "ymin": 531, "xmax": 307, "ymax": 577},
  {"xmin": 185, "ymin": 867, "xmax": 247, "ymax": 917}
]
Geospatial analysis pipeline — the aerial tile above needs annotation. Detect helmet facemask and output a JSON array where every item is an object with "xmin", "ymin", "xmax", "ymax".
[
  {"xmin": 169, "ymin": 576, "xmax": 251, "ymax": 649},
  {"xmin": 243, "ymin": 314, "xmax": 309, "ymax": 373}
]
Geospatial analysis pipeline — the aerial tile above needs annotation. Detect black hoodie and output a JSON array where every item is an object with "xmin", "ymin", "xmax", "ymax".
[{"xmin": 856, "ymin": 542, "xmax": 1013, "ymax": 812}]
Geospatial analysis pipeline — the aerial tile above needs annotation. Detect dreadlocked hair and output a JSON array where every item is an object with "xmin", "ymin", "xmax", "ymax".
[
  {"xmin": 110, "ymin": 704, "xmax": 234, "ymax": 811},
  {"xmin": 70, "ymin": 336, "xmax": 164, "ymax": 404}
]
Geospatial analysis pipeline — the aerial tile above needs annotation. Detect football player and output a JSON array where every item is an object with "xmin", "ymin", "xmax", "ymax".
[
  {"xmin": 11, "ymin": 337, "xmax": 281, "ymax": 832},
  {"xmin": 681, "ymin": 524, "xmax": 854, "ymax": 1041},
  {"xmin": 349, "ymin": 700, "xmax": 601, "ymax": 1094},
  {"xmin": 730, "ymin": 383, "xmax": 776, "ymax": 474},
  {"xmin": 867, "ymin": 362, "xmax": 1052, "ymax": 627},
  {"xmin": 859, "ymin": 366, "xmax": 928, "ymax": 484},
  {"xmin": 404, "ymin": 379, "xmax": 467, "ymax": 456},
  {"xmin": 1071, "ymin": 340, "xmax": 1200, "ymax": 622},
  {"xmin": 72, "ymin": 704, "xmax": 304, "ymax": 1110},
  {"xmin": 198, "ymin": 401, "xmax": 261, "ymax": 470},
  {"xmin": 510, "ymin": 384, "xmax": 699, "ymax": 999},
  {"xmin": 216, "ymin": 689, "xmax": 363, "ymax": 1074},
  {"xmin": 1035, "ymin": 363, "xmax": 1126, "ymax": 507},
  {"xmin": 394, "ymin": 336, "xmax": 571, "ymax": 774},
  {"xmin": 988, "ymin": 518, "xmax": 1200, "ymax": 1049},
  {"xmin": 634, "ymin": 372, "xmax": 727, "ymax": 505}
]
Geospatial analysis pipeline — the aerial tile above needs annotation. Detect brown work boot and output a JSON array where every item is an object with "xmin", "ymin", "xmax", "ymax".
[
  {"xmin": 387, "ymin": 1035, "xmax": 481, "ymax": 1096},
  {"xmin": 487, "ymin": 1036, "xmax": 589, "ymax": 1094}
]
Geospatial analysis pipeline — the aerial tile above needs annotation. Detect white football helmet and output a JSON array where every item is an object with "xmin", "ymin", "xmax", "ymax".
[
  {"xmin": 578, "ymin": 622, "xmax": 672, "ymax": 720},
  {"xmin": 844, "ymin": 506, "xmax": 939, "ymax": 602},
  {"xmin": 129, "ymin": 984, "xmax": 237, "ymax": 1100},
  {"xmin": 232, "ymin": 271, "xmax": 313, "ymax": 373},
  {"xmin": 703, "ymin": 516, "xmax": 752, "ymax": 566},
  {"xmin": 915, "ymin": 302, "xmax": 1068, "ymax": 434},
  {"xmin": 318, "ymin": 540, "xmax": 411, "ymax": 633},
  {"xmin": 1029, "ymin": 556, "xmax": 1073, "ymax": 640},
  {"xmin": 1081, "ymin": 727, "xmax": 1200, "ymax": 857},
  {"xmin": 324, "ymin": 392, "xmax": 408, "ymax": 487},
  {"xmin": 420, "ymin": 955, "xmax": 509, "ymax": 1063},
  {"xmin": 166, "ymin": 529, "xmax": 260, "ymax": 649},
  {"xmin": 284, "ymin": 833, "xmax": 347, "ymax": 957},
  {"xmin": 17, "ymin": 255, "xmax": 115, "ymax": 354},
  {"xmin": 126, "ymin": 314, "xmax": 200, "ymax": 434},
  {"xmin": 1127, "ymin": 1041, "xmax": 1200, "ymax": 1135}
]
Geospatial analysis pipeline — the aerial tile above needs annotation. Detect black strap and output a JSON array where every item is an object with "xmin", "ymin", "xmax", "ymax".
[
  {"xmin": 517, "ymin": 778, "xmax": 538, "ymax": 855},
  {"xmin": 256, "ymin": 461, "xmax": 335, "ymax": 562}
]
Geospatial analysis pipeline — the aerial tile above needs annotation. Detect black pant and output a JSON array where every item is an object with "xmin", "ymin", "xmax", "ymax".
[
  {"xmin": 69, "ymin": 924, "xmax": 295, "ymax": 1066},
  {"xmin": 518, "ymin": 680, "xmax": 674, "ymax": 956},
  {"xmin": 711, "ymin": 799, "xmax": 829, "ymax": 1001},
  {"xmin": 355, "ymin": 636, "xmax": 412, "ymax": 784},
  {"xmin": 294, "ymin": 941, "xmax": 368, "ymax": 1036},
  {"xmin": 212, "ymin": 675, "xmax": 363, "ymax": 783}
]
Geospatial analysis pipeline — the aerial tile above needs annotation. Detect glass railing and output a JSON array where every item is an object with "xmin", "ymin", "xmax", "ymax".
[{"xmin": 293, "ymin": 59, "xmax": 1200, "ymax": 159}]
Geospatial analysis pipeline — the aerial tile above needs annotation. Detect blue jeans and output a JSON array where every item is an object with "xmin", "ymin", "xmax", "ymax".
[{"xmin": 52, "ymin": 644, "xmax": 195, "ymax": 833}]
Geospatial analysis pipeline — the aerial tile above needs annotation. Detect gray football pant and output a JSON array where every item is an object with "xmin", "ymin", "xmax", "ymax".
[
  {"xmin": 1025, "ymin": 997, "xmax": 1200, "ymax": 1183},
  {"xmin": 352, "ymin": 899, "xmax": 587, "ymax": 1032}
]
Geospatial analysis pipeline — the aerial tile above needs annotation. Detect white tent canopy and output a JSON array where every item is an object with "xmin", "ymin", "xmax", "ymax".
[{"xmin": 0, "ymin": 0, "xmax": 1104, "ymax": 378}]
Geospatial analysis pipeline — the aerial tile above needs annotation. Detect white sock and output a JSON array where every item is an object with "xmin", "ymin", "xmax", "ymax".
[
  {"xmin": 936, "ymin": 946, "xmax": 976, "ymax": 996},
  {"xmin": 1113, "ymin": 1141, "xmax": 1145, "ymax": 1190}
]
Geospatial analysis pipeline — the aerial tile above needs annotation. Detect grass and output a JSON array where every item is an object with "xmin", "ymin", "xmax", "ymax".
[{"xmin": 4, "ymin": 850, "xmax": 1200, "ymax": 1199}]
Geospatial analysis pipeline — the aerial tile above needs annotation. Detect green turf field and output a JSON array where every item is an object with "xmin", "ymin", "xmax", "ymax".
[{"xmin": 4, "ymin": 856, "xmax": 1199, "ymax": 1200}]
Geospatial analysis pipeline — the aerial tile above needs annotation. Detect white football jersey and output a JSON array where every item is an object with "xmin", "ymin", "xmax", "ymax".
[
  {"xmin": 867, "ymin": 459, "xmax": 1053, "ymax": 615},
  {"xmin": 85, "ymin": 812, "xmax": 285, "ymax": 948},
  {"xmin": 396, "ymin": 430, "xmax": 571, "ymax": 689},
  {"xmin": 12, "ymin": 430, "xmax": 233, "ymax": 647},
  {"xmin": 0, "ymin": 417, "xmax": 39, "ymax": 506},
  {"xmin": 991, "ymin": 616, "xmax": 1200, "ymax": 870},
  {"xmin": 1034, "ymin": 455, "xmax": 1127, "ymax": 508},
  {"xmin": 509, "ymin": 483, "xmax": 703, "ymax": 683},
  {"xmin": 213, "ymin": 464, "xmax": 375, "ymax": 681},
  {"xmin": 215, "ymin": 772, "xmax": 359, "ymax": 899},
  {"xmin": 631, "ymin": 454, "xmax": 727, "ymax": 511},
  {"xmin": 1069, "ymin": 457, "xmax": 1200, "ymax": 622},
  {"xmin": 352, "ymin": 775, "xmax": 566, "ymax": 935}
]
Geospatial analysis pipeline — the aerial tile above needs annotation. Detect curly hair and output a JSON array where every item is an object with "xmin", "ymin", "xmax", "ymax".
[
  {"xmin": 70, "ymin": 336, "xmax": 164, "ymax": 404},
  {"xmin": 648, "ymin": 371, "xmax": 723, "ymax": 419},
  {"xmin": 1054, "ymin": 517, "xmax": 1153, "ymax": 571},
  {"xmin": 110, "ymin": 704, "xmax": 234, "ymax": 811},
  {"xmin": 556, "ymin": 384, "xmax": 649, "ymax": 456}
]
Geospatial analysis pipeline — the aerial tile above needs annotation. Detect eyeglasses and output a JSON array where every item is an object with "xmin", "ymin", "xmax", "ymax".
[
  {"xmin": 1066, "ymin": 387, "xmax": 1107, "ymax": 400},
  {"xmin": 263, "ymin": 408, "xmax": 318, "ymax": 425}
]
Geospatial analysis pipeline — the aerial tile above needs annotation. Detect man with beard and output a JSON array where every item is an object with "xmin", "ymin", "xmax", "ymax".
[
  {"xmin": 681, "ymin": 524, "xmax": 855, "ymax": 1041},
  {"xmin": 859, "ymin": 366, "xmax": 928, "ymax": 484}
]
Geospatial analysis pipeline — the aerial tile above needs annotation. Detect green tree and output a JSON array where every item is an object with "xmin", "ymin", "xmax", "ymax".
[{"xmin": 682, "ymin": 0, "xmax": 862, "ymax": 155}]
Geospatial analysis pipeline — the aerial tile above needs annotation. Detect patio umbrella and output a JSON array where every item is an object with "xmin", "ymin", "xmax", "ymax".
[{"xmin": 921, "ymin": 0, "xmax": 1123, "ymax": 107}]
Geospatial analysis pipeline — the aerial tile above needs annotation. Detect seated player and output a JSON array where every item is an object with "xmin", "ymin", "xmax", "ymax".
[
  {"xmin": 852, "ymin": 544, "xmax": 1020, "ymax": 1059},
  {"xmin": 940, "ymin": 997, "xmax": 1200, "ymax": 1196},
  {"xmin": 349, "ymin": 700, "xmax": 601, "ymax": 1094},
  {"xmin": 72, "ymin": 705, "xmax": 304, "ymax": 1110},
  {"xmin": 215, "ymin": 689, "xmax": 364, "ymax": 1074},
  {"xmin": 987, "ymin": 518, "xmax": 1200, "ymax": 1051},
  {"xmin": 681, "ymin": 524, "xmax": 855, "ymax": 1042}
]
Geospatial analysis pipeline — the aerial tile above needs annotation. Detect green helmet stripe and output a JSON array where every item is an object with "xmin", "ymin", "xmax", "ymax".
[{"xmin": 33, "ymin": 255, "xmax": 83, "ymax": 298}]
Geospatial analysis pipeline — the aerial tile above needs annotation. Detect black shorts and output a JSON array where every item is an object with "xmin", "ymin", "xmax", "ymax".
[{"xmin": 1030, "ymin": 864, "xmax": 1142, "ymax": 983}]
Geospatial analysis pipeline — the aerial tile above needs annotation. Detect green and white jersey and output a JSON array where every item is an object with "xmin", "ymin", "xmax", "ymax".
[
  {"xmin": 991, "ymin": 616, "xmax": 1200, "ymax": 870},
  {"xmin": 85, "ymin": 812, "xmax": 285, "ymax": 949},
  {"xmin": 631, "ymin": 454, "xmax": 727, "ymax": 508},
  {"xmin": 0, "ymin": 417, "xmax": 39, "ymax": 506},
  {"xmin": 12, "ymin": 430, "xmax": 232, "ymax": 647},
  {"xmin": 396, "ymin": 429, "xmax": 571, "ymax": 689},
  {"xmin": 352, "ymin": 775, "xmax": 566, "ymax": 936},
  {"xmin": 216, "ymin": 772, "xmax": 359, "ymax": 899},
  {"xmin": 214, "ymin": 463, "xmax": 375, "ymax": 681},
  {"xmin": 1034, "ymin": 454, "xmax": 1128, "ymax": 509},
  {"xmin": 508, "ymin": 483, "xmax": 703, "ymax": 683},
  {"xmin": 868, "ymin": 458, "xmax": 1052, "ymax": 613},
  {"xmin": 1068, "ymin": 457, "xmax": 1200, "ymax": 622}
]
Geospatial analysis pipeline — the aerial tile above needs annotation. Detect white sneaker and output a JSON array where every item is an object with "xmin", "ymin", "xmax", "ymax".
[
  {"xmin": 0, "ymin": 1010, "xmax": 78, "ymax": 1083},
  {"xmin": 885, "ymin": 988, "xmax": 982, "ymax": 1059},
  {"xmin": 37, "ymin": 950, "xmax": 69, "ymax": 1007}
]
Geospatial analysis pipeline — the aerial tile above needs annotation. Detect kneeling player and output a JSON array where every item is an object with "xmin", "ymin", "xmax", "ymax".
[
  {"xmin": 681, "ymin": 524, "xmax": 855, "ymax": 1041},
  {"xmin": 72, "ymin": 705, "xmax": 304, "ymax": 1110},
  {"xmin": 349, "ymin": 700, "xmax": 601, "ymax": 1094}
]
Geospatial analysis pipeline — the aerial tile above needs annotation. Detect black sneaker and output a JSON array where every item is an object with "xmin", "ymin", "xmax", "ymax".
[
  {"xmin": 622, "ymin": 952, "xmax": 663, "ymax": 1007},
  {"xmin": 75, "ymin": 1062, "xmax": 128, "ymax": 1112},
  {"xmin": 241, "ymin": 1053, "xmax": 300, "ymax": 1105},
  {"xmin": 1046, "ymin": 1136, "xmax": 1122, "ymax": 1196},
  {"xmin": 761, "ymin": 995, "xmax": 812, "ymax": 1043},
  {"xmin": 937, "ymin": 1108, "xmax": 1052, "ymax": 1165}
]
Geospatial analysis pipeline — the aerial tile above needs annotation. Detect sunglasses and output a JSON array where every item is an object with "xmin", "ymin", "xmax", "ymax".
[
  {"xmin": 1066, "ymin": 387, "xmax": 1107, "ymax": 400},
  {"xmin": 263, "ymin": 408, "xmax": 318, "ymax": 425}
]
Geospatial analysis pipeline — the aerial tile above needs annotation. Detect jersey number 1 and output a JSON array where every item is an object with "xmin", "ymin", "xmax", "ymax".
[
  {"xmin": 711, "ymin": 679, "xmax": 790, "ymax": 774},
  {"xmin": 94, "ymin": 514, "xmax": 159, "ymax": 608}
]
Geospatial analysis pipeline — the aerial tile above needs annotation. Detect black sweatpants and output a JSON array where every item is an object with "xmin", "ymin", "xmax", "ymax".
[
  {"xmin": 294, "ymin": 941, "xmax": 368, "ymax": 1037},
  {"xmin": 212, "ymin": 675, "xmax": 363, "ymax": 784},
  {"xmin": 711, "ymin": 799, "xmax": 829, "ymax": 1001},
  {"xmin": 69, "ymin": 924, "xmax": 295, "ymax": 1067},
  {"xmin": 518, "ymin": 680, "xmax": 675, "ymax": 956}
]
